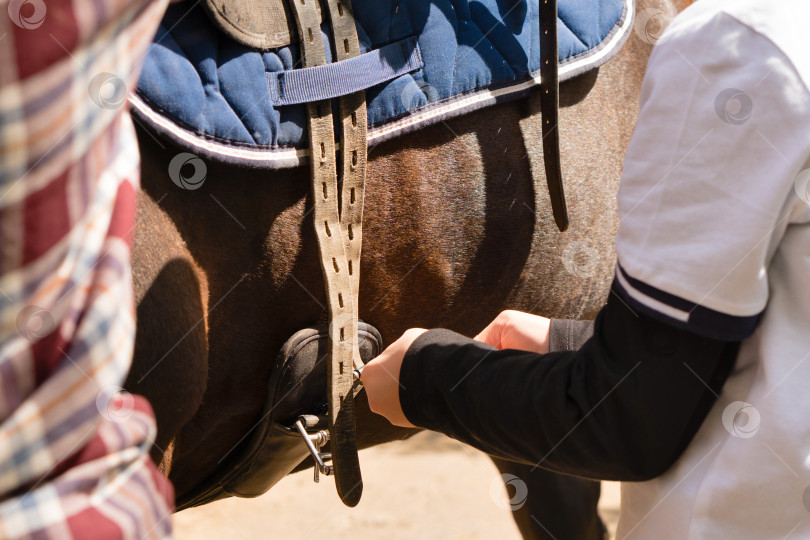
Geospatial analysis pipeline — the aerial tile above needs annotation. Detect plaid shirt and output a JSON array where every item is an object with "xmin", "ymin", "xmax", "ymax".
[{"xmin": 0, "ymin": 0, "xmax": 173, "ymax": 537}]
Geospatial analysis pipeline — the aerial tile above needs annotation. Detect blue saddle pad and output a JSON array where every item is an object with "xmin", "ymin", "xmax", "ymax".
[{"xmin": 132, "ymin": 0, "xmax": 633, "ymax": 168}]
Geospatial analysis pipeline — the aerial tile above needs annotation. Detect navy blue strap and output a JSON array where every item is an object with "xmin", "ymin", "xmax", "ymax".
[{"xmin": 267, "ymin": 37, "xmax": 422, "ymax": 106}]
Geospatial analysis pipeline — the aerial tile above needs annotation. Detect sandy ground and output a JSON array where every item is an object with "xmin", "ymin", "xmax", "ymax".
[{"xmin": 173, "ymin": 431, "xmax": 620, "ymax": 539}]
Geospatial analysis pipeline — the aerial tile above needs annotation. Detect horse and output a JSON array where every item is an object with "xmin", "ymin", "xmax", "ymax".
[{"xmin": 125, "ymin": 0, "xmax": 687, "ymax": 537}]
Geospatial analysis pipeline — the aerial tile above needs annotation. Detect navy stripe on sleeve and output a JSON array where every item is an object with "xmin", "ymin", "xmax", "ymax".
[{"xmin": 614, "ymin": 264, "xmax": 761, "ymax": 342}]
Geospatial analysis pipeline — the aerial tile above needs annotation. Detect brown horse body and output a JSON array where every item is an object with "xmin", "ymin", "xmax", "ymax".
[{"xmin": 126, "ymin": 1, "xmax": 685, "ymax": 536}]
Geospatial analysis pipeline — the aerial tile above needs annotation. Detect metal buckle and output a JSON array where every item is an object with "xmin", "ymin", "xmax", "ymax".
[
  {"xmin": 294, "ymin": 367, "xmax": 365, "ymax": 484},
  {"xmin": 294, "ymin": 418, "xmax": 333, "ymax": 483},
  {"xmin": 352, "ymin": 365, "xmax": 364, "ymax": 385}
]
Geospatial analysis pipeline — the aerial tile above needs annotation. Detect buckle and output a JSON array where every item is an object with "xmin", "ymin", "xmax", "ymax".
[
  {"xmin": 293, "ymin": 367, "xmax": 365, "ymax": 483},
  {"xmin": 294, "ymin": 417, "xmax": 333, "ymax": 482}
]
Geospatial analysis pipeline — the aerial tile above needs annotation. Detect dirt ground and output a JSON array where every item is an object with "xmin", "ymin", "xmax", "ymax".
[{"xmin": 173, "ymin": 431, "xmax": 621, "ymax": 539}]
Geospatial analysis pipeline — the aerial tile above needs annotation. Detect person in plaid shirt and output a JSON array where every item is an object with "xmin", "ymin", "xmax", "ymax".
[{"xmin": 0, "ymin": 0, "xmax": 174, "ymax": 537}]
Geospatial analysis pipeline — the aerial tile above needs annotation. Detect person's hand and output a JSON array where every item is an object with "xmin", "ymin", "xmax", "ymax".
[
  {"xmin": 362, "ymin": 328, "xmax": 428, "ymax": 427},
  {"xmin": 475, "ymin": 310, "xmax": 551, "ymax": 354}
]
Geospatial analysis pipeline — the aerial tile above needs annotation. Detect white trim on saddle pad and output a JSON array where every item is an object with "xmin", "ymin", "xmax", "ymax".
[{"xmin": 129, "ymin": 0, "xmax": 634, "ymax": 169}]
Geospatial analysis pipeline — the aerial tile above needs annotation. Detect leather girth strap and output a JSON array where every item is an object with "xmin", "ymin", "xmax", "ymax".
[
  {"xmin": 287, "ymin": 0, "xmax": 366, "ymax": 507},
  {"xmin": 539, "ymin": 0, "xmax": 568, "ymax": 232}
]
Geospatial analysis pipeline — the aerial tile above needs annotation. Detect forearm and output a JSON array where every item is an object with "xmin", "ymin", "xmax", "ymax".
[{"xmin": 398, "ymin": 287, "xmax": 739, "ymax": 480}]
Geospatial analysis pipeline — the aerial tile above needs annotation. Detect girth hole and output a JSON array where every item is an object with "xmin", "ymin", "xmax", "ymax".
[
  {"xmin": 350, "ymin": 187, "xmax": 356, "ymax": 204},
  {"xmin": 333, "ymin": 258, "xmax": 340, "ymax": 273},
  {"xmin": 338, "ymin": 2, "xmax": 343, "ymax": 16},
  {"xmin": 308, "ymin": 27, "xmax": 313, "ymax": 43},
  {"xmin": 339, "ymin": 361, "xmax": 344, "ymax": 374},
  {"xmin": 351, "ymin": 112, "xmax": 357, "ymax": 126},
  {"xmin": 320, "ymin": 142, "xmax": 326, "ymax": 158},
  {"xmin": 338, "ymin": 293, "xmax": 344, "ymax": 308},
  {"xmin": 340, "ymin": 328, "xmax": 345, "ymax": 342},
  {"xmin": 344, "ymin": 39, "xmax": 349, "ymax": 54},
  {"xmin": 348, "ymin": 260, "xmax": 353, "ymax": 275},
  {"xmin": 347, "ymin": 223, "xmax": 354, "ymax": 240},
  {"xmin": 322, "ymin": 182, "xmax": 327, "ymax": 199},
  {"xmin": 324, "ymin": 220, "xmax": 331, "ymax": 236},
  {"xmin": 351, "ymin": 150, "xmax": 358, "ymax": 166}
]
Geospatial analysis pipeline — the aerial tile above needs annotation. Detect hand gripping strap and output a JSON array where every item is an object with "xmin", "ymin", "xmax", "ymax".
[
  {"xmin": 287, "ymin": 0, "xmax": 364, "ymax": 507},
  {"xmin": 539, "ymin": 0, "xmax": 568, "ymax": 232}
]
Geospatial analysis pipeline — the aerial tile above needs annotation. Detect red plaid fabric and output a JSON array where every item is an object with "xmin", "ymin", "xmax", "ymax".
[{"xmin": 0, "ymin": 0, "xmax": 173, "ymax": 538}]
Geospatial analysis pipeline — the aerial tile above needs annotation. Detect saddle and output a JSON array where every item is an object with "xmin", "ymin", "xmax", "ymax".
[{"xmin": 140, "ymin": 0, "xmax": 635, "ymax": 511}]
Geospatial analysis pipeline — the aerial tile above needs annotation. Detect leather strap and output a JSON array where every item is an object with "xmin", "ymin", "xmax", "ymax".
[
  {"xmin": 326, "ymin": 0, "xmax": 366, "ymax": 370},
  {"xmin": 287, "ymin": 0, "xmax": 365, "ymax": 507},
  {"xmin": 325, "ymin": 0, "xmax": 366, "ymax": 507},
  {"xmin": 539, "ymin": 0, "xmax": 568, "ymax": 232}
]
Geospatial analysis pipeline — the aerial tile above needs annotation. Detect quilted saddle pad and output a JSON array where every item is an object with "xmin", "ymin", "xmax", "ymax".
[{"xmin": 132, "ymin": 0, "xmax": 633, "ymax": 168}]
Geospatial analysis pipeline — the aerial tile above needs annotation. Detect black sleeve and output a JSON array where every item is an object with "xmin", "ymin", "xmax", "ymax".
[
  {"xmin": 547, "ymin": 318, "xmax": 594, "ymax": 352},
  {"xmin": 398, "ymin": 281, "xmax": 740, "ymax": 481}
]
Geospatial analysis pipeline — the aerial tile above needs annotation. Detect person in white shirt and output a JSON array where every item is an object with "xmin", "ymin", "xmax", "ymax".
[{"xmin": 362, "ymin": 1, "xmax": 810, "ymax": 537}]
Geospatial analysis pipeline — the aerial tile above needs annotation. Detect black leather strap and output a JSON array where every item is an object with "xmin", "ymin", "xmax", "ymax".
[{"xmin": 539, "ymin": 0, "xmax": 568, "ymax": 232}]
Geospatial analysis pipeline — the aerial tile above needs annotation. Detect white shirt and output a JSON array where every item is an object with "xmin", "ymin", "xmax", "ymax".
[{"xmin": 613, "ymin": 1, "xmax": 810, "ymax": 538}]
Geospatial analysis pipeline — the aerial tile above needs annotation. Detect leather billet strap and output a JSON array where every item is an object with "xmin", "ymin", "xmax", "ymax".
[
  {"xmin": 287, "ymin": 0, "xmax": 365, "ymax": 507},
  {"xmin": 326, "ymin": 0, "xmax": 367, "ymax": 507},
  {"xmin": 326, "ymin": 0, "xmax": 367, "ymax": 369},
  {"xmin": 539, "ymin": 0, "xmax": 568, "ymax": 232}
]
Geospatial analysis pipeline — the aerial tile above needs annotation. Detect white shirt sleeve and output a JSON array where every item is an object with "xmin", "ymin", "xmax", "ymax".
[{"xmin": 614, "ymin": 7, "xmax": 810, "ymax": 341}]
